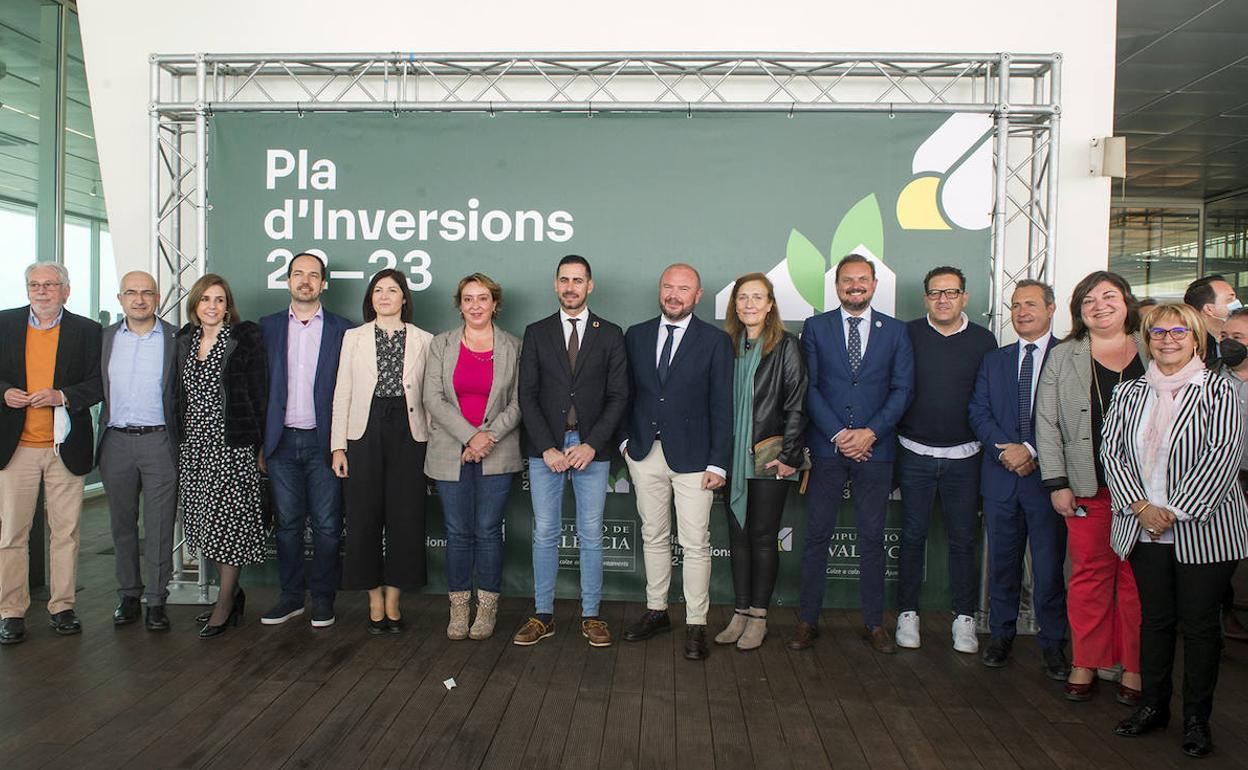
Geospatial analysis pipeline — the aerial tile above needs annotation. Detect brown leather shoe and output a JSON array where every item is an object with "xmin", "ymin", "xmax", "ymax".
[
  {"xmin": 864, "ymin": 625, "xmax": 896, "ymax": 654},
  {"xmin": 582, "ymin": 618, "xmax": 612, "ymax": 647},
  {"xmin": 787, "ymin": 621, "xmax": 819, "ymax": 651},
  {"xmin": 512, "ymin": 616, "xmax": 555, "ymax": 646}
]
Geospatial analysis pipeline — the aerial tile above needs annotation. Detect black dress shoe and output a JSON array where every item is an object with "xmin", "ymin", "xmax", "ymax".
[
  {"xmin": 622, "ymin": 610, "xmax": 671, "ymax": 642},
  {"xmin": 49, "ymin": 610, "xmax": 82, "ymax": 636},
  {"xmin": 145, "ymin": 606, "xmax": 171, "ymax": 632},
  {"xmin": 368, "ymin": 617, "xmax": 389, "ymax": 635},
  {"xmin": 1114, "ymin": 706, "xmax": 1170, "ymax": 737},
  {"xmin": 0, "ymin": 617, "xmax": 26, "ymax": 645},
  {"xmin": 1182, "ymin": 717, "xmax": 1213, "ymax": 758},
  {"xmin": 982, "ymin": 637, "xmax": 1012, "ymax": 668},
  {"xmin": 1042, "ymin": 646, "xmax": 1071, "ymax": 681},
  {"xmin": 113, "ymin": 597, "xmax": 141, "ymax": 626},
  {"xmin": 684, "ymin": 624, "xmax": 709, "ymax": 661},
  {"xmin": 787, "ymin": 621, "xmax": 819, "ymax": 651}
]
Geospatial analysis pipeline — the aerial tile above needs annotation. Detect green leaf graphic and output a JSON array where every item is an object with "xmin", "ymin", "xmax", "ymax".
[
  {"xmin": 786, "ymin": 228, "xmax": 826, "ymax": 309},
  {"xmin": 829, "ymin": 194, "xmax": 885, "ymax": 262}
]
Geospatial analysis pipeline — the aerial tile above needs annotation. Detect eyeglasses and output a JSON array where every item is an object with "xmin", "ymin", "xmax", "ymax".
[
  {"xmin": 27, "ymin": 281, "xmax": 63, "ymax": 292},
  {"xmin": 925, "ymin": 288, "xmax": 964, "ymax": 300},
  {"xmin": 1148, "ymin": 327, "xmax": 1191, "ymax": 341},
  {"xmin": 122, "ymin": 290, "xmax": 157, "ymax": 299}
]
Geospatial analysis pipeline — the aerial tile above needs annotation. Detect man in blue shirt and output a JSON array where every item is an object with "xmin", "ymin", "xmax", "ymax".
[{"xmin": 97, "ymin": 271, "xmax": 179, "ymax": 632}]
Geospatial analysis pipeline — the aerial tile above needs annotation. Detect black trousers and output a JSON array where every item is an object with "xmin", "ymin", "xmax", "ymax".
[
  {"xmin": 1129, "ymin": 542, "xmax": 1238, "ymax": 722},
  {"xmin": 724, "ymin": 478, "xmax": 791, "ymax": 609},
  {"xmin": 341, "ymin": 396, "xmax": 427, "ymax": 591}
]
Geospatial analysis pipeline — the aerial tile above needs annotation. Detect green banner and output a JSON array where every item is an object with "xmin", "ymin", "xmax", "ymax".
[{"xmin": 206, "ymin": 111, "xmax": 993, "ymax": 609}]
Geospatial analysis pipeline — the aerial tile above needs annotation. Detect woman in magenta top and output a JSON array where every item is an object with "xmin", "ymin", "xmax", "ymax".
[{"xmin": 423, "ymin": 273, "xmax": 523, "ymax": 641}]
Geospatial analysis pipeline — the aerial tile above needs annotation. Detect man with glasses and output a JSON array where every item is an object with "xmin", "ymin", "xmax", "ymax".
[
  {"xmin": 0, "ymin": 262, "xmax": 103, "ymax": 645},
  {"xmin": 97, "ymin": 271, "xmax": 180, "ymax": 632},
  {"xmin": 894, "ymin": 266, "xmax": 997, "ymax": 653}
]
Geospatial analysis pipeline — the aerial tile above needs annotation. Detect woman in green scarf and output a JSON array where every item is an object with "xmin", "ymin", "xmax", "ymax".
[{"xmin": 716, "ymin": 273, "xmax": 809, "ymax": 651}]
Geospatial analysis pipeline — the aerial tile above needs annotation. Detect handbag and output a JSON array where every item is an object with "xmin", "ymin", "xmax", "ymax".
[{"xmin": 752, "ymin": 435, "xmax": 812, "ymax": 494}]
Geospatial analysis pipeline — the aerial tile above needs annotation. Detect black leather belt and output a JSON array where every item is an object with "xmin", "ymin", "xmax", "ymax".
[{"xmin": 111, "ymin": 425, "xmax": 166, "ymax": 435}]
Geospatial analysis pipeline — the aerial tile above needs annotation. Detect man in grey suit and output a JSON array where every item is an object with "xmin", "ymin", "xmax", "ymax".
[{"xmin": 97, "ymin": 271, "xmax": 179, "ymax": 632}]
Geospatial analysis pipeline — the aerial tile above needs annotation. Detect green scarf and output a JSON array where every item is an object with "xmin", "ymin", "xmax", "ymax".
[{"xmin": 729, "ymin": 335, "xmax": 763, "ymax": 526}]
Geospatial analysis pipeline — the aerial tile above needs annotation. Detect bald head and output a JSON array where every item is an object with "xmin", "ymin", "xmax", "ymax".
[
  {"xmin": 118, "ymin": 271, "xmax": 160, "ymax": 328},
  {"xmin": 658, "ymin": 263, "xmax": 703, "ymax": 321}
]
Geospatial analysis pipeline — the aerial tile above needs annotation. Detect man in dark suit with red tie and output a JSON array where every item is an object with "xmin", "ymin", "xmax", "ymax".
[{"xmin": 968, "ymin": 279, "xmax": 1070, "ymax": 679}]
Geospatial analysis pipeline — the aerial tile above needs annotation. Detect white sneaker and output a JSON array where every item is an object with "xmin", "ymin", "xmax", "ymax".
[
  {"xmin": 895, "ymin": 611, "xmax": 921, "ymax": 649},
  {"xmin": 952, "ymin": 614, "xmax": 979, "ymax": 654}
]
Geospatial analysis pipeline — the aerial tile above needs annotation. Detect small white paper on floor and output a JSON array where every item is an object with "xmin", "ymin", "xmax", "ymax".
[{"xmin": 443, "ymin": 677, "xmax": 457, "ymax": 690}]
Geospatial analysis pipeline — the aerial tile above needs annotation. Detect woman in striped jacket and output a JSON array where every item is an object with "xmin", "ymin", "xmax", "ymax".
[{"xmin": 1102, "ymin": 302, "xmax": 1248, "ymax": 759}]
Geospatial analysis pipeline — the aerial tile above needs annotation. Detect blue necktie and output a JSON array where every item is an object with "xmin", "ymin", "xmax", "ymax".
[
  {"xmin": 847, "ymin": 316, "xmax": 863, "ymax": 374},
  {"xmin": 1018, "ymin": 342, "xmax": 1037, "ymax": 443},
  {"xmin": 658, "ymin": 324, "xmax": 677, "ymax": 386}
]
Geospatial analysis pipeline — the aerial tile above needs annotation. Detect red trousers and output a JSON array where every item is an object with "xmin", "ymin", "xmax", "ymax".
[{"xmin": 1066, "ymin": 487, "xmax": 1141, "ymax": 672}]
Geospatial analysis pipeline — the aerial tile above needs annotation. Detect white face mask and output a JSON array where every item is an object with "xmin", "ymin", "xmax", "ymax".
[{"xmin": 1227, "ymin": 298, "xmax": 1244, "ymax": 314}]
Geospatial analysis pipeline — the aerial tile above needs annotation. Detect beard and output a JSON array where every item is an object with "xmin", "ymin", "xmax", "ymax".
[
  {"xmin": 840, "ymin": 295, "xmax": 870, "ymax": 313},
  {"xmin": 560, "ymin": 293, "xmax": 585, "ymax": 311},
  {"xmin": 661, "ymin": 302, "xmax": 693, "ymax": 321}
]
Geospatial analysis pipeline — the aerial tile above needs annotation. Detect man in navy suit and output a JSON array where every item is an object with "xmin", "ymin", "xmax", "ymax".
[
  {"xmin": 789, "ymin": 253, "xmax": 914, "ymax": 654},
  {"xmin": 620, "ymin": 263, "xmax": 733, "ymax": 661},
  {"xmin": 259, "ymin": 252, "xmax": 353, "ymax": 628},
  {"xmin": 968, "ymin": 279, "xmax": 1069, "ymax": 679}
]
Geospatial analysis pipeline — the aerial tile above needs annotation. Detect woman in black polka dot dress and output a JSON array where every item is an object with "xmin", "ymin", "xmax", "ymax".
[{"xmin": 174, "ymin": 273, "xmax": 268, "ymax": 638}]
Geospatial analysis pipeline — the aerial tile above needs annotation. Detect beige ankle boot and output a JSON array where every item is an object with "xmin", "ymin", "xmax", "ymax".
[
  {"xmin": 714, "ymin": 609, "xmax": 750, "ymax": 645},
  {"xmin": 469, "ymin": 591, "xmax": 499, "ymax": 640},
  {"xmin": 736, "ymin": 607, "xmax": 768, "ymax": 651},
  {"xmin": 447, "ymin": 591, "xmax": 471, "ymax": 640}
]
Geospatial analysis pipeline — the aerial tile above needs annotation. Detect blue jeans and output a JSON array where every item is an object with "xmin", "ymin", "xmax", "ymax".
[
  {"xmin": 268, "ymin": 427, "xmax": 343, "ymax": 604},
  {"xmin": 528, "ymin": 430, "xmax": 609, "ymax": 617},
  {"xmin": 799, "ymin": 454, "xmax": 893, "ymax": 627},
  {"xmin": 437, "ymin": 462, "xmax": 514, "ymax": 593},
  {"xmin": 896, "ymin": 447, "xmax": 981, "ymax": 617}
]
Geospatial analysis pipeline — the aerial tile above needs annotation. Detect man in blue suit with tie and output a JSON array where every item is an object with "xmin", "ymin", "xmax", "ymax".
[
  {"xmin": 789, "ymin": 254, "xmax": 914, "ymax": 654},
  {"xmin": 259, "ymin": 252, "xmax": 353, "ymax": 628},
  {"xmin": 620, "ymin": 263, "xmax": 733, "ymax": 661},
  {"xmin": 968, "ymin": 279, "xmax": 1069, "ymax": 679}
]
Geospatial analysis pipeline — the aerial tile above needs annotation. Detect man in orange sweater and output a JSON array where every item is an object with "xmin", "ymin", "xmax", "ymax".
[{"xmin": 0, "ymin": 262, "xmax": 102, "ymax": 645}]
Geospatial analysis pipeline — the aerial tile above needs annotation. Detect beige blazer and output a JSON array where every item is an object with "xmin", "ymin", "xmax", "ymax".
[
  {"xmin": 330, "ymin": 321, "xmax": 434, "ymax": 452},
  {"xmin": 1036, "ymin": 332, "xmax": 1146, "ymax": 497},
  {"xmin": 422, "ymin": 325, "xmax": 523, "ymax": 481}
]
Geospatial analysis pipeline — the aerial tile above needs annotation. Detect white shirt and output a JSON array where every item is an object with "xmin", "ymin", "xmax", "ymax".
[
  {"xmin": 655, "ymin": 313, "xmax": 693, "ymax": 368},
  {"xmin": 899, "ymin": 312, "xmax": 981, "ymax": 460},
  {"xmin": 1009, "ymin": 332, "xmax": 1053, "ymax": 459},
  {"xmin": 841, "ymin": 306, "xmax": 873, "ymax": 359},
  {"xmin": 560, "ymin": 307, "xmax": 589, "ymax": 349},
  {"xmin": 1132, "ymin": 372, "xmax": 1200, "ymax": 543}
]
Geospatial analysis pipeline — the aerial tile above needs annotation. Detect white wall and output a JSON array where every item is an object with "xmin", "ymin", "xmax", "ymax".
[{"xmin": 78, "ymin": 0, "xmax": 1117, "ymax": 332}]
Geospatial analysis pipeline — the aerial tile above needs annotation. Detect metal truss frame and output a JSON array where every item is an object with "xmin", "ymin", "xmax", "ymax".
[{"xmin": 150, "ymin": 52, "xmax": 1061, "ymax": 614}]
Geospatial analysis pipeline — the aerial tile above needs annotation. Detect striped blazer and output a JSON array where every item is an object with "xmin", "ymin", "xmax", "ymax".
[
  {"xmin": 1036, "ymin": 333, "xmax": 1147, "ymax": 497},
  {"xmin": 1102, "ymin": 369, "xmax": 1248, "ymax": 564}
]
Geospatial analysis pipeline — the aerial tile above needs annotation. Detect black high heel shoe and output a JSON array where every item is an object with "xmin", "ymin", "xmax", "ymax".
[
  {"xmin": 199, "ymin": 588, "xmax": 246, "ymax": 639},
  {"xmin": 195, "ymin": 586, "xmax": 245, "ymax": 624}
]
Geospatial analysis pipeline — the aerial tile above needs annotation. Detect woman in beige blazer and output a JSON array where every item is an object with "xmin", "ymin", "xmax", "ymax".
[
  {"xmin": 423, "ymin": 273, "xmax": 522, "ymax": 642},
  {"xmin": 1036, "ymin": 270, "xmax": 1146, "ymax": 704},
  {"xmin": 330, "ymin": 269, "xmax": 433, "ymax": 634}
]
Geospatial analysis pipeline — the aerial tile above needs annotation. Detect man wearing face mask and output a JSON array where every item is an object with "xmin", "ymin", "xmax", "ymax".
[
  {"xmin": 1217, "ymin": 309, "xmax": 1248, "ymax": 642},
  {"xmin": 1183, "ymin": 275, "xmax": 1244, "ymax": 369}
]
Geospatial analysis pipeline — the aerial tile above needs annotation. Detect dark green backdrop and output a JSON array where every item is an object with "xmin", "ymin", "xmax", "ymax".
[{"xmin": 205, "ymin": 111, "xmax": 992, "ymax": 609}]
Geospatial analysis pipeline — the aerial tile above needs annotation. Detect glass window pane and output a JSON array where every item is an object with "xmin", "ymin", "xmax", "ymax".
[
  {"xmin": 99, "ymin": 226, "xmax": 121, "ymax": 325},
  {"xmin": 64, "ymin": 217, "xmax": 91, "ymax": 316},
  {"xmin": 0, "ymin": 0, "xmax": 44, "ymax": 239},
  {"xmin": 1205, "ymin": 193, "xmax": 1248, "ymax": 300},
  {"xmin": 0, "ymin": 204, "xmax": 37, "ymax": 309},
  {"xmin": 1108, "ymin": 207, "xmax": 1201, "ymax": 301}
]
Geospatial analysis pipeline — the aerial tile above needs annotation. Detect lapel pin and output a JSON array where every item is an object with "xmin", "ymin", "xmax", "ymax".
[
  {"xmin": 592, "ymin": 320, "xmax": 600, "ymax": 328},
  {"xmin": 875, "ymin": 320, "xmax": 882, "ymax": 328}
]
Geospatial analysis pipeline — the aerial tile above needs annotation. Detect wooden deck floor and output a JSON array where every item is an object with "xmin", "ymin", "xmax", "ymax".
[{"xmin": 2, "ymin": 498, "xmax": 1248, "ymax": 769}]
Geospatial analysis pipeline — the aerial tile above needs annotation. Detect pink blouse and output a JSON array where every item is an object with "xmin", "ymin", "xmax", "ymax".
[{"xmin": 453, "ymin": 342, "xmax": 493, "ymax": 428}]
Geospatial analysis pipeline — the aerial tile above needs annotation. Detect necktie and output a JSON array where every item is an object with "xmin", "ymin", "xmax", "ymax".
[
  {"xmin": 1018, "ymin": 342, "xmax": 1037, "ymax": 443},
  {"xmin": 658, "ymin": 323, "xmax": 677, "ymax": 386},
  {"xmin": 847, "ymin": 316, "xmax": 863, "ymax": 374},
  {"xmin": 566, "ymin": 318, "xmax": 580, "ymax": 429}
]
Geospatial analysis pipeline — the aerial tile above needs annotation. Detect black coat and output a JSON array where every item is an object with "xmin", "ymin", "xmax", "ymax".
[
  {"xmin": 518, "ymin": 311, "xmax": 629, "ymax": 458},
  {"xmin": 0, "ymin": 306, "xmax": 103, "ymax": 476},
  {"xmin": 747, "ymin": 332, "xmax": 808, "ymax": 469},
  {"xmin": 174, "ymin": 321, "xmax": 268, "ymax": 448}
]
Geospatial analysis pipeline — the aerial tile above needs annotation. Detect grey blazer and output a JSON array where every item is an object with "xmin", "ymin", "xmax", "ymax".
[
  {"xmin": 1036, "ymin": 332, "xmax": 1146, "ymax": 497},
  {"xmin": 96, "ymin": 318, "xmax": 179, "ymax": 463},
  {"xmin": 422, "ymin": 325, "xmax": 523, "ymax": 481}
]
